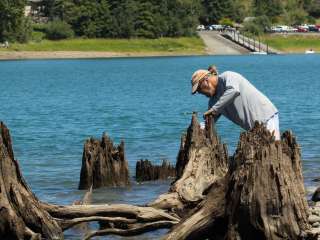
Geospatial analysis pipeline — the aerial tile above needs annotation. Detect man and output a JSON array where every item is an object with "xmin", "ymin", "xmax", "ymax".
[{"xmin": 191, "ymin": 66, "xmax": 280, "ymax": 140}]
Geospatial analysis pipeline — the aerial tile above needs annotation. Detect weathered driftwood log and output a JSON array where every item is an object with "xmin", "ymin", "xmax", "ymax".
[
  {"xmin": 78, "ymin": 133, "xmax": 130, "ymax": 189},
  {"xmin": 41, "ymin": 202, "xmax": 180, "ymax": 239},
  {"xmin": 135, "ymin": 159, "xmax": 175, "ymax": 182},
  {"xmin": 0, "ymin": 122, "xmax": 63, "ymax": 240},
  {"xmin": 0, "ymin": 122, "xmax": 179, "ymax": 240},
  {"xmin": 164, "ymin": 122, "xmax": 310, "ymax": 240},
  {"xmin": 71, "ymin": 185, "xmax": 93, "ymax": 233},
  {"xmin": 149, "ymin": 114, "xmax": 229, "ymax": 215}
]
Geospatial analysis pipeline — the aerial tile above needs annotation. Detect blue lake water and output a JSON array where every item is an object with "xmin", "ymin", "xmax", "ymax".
[{"xmin": 0, "ymin": 54, "xmax": 320, "ymax": 239}]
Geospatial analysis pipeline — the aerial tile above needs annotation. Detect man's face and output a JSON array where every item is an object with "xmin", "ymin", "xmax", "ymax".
[{"xmin": 197, "ymin": 75, "xmax": 216, "ymax": 97}]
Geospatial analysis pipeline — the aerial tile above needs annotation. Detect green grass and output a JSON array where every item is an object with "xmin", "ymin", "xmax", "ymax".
[
  {"xmin": 1, "ymin": 37, "xmax": 205, "ymax": 54},
  {"xmin": 261, "ymin": 34, "xmax": 320, "ymax": 53}
]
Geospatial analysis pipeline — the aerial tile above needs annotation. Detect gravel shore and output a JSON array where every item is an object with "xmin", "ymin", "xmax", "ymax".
[{"xmin": 0, "ymin": 51, "xmax": 204, "ymax": 60}]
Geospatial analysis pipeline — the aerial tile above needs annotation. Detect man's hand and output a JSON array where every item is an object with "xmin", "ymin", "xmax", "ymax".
[{"xmin": 203, "ymin": 109, "xmax": 216, "ymax": 119}]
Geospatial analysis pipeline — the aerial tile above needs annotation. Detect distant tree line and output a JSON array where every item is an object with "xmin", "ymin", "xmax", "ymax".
[
  {"xmin": 43, "ymin": 0, "xmax": 201, "ymax": 39},
  {"xmin": 1, "ymin": 0, "xmax": 320, "ymax": 42}
]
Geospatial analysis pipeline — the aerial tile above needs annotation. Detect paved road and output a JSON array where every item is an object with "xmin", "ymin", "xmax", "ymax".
[{"xmin": 198, "ymin": 31, "xmax": 250, "ymax": 55}]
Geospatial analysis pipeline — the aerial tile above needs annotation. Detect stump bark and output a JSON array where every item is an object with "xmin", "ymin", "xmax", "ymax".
[
  {"xmin": 78, "ymin": 133, "xmax": 130, "ymax": 189},
  {"xmin": 0, "ymin": 122, "xmax": 63, "ymax": 240},
  {"xmin": 135, "ymin": 159, "xmax": 175, "ymax": 182},
  {"xmin": 164, "ymin": 122, "xmax": 310, "ymax": 240},
  {"xmin": 224, "ymin": 123, "xmax": 309, "ymax": 240},
  {"xmin": 149, "ymin": 114, "xmax": 229, "ymax": 215}
]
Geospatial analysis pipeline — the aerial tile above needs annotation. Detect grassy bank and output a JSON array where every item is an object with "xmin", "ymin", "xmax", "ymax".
[
  {"xmin": 1, "ymin": 37, "xmax": 205, "ymax": 54},
  {"xmin": 261, "ymin": 34, "xmax": 320, "ymax": 53}
]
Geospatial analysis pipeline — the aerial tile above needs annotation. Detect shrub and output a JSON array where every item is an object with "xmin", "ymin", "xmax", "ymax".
[
  {"xmin": 242, "ymin": 21, "xmax": 263, "ymax": 36},
  {"xmin": 219, "ymin": 17, "xmax": 234, "ymax": 27},
  {"xmin": 45, "ymin": 20, "xmax": 74, "ymax": 40},
  {"xmin": 242, "ymin": 16, "xmax": 271, "ymax": 36},
  {"xmin": 31, "ymin": 31, "xmax": 45, "ymax": 42},
  {"xmin": 32, "ymin": 23, "xmax": 47, "ymax": 33},
  {"xmin": 15, "ymin": 17, "xmax": 33, "ymax": 43}
]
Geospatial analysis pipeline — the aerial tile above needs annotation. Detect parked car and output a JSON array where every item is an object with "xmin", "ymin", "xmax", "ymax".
[
  {"xmin": 297, "ymin": 26, "xmax": 308, "ymax": 32},
  {"xmin": 205, "ymin": 25, "xmax": 213, "ymax": 31},
  {"xmin": 271, "ymin": 26, "xmax": 280, "ymax": 32},
  {"xmin": 197, "ymin": 25, "xmax": 205, "ymax": 31},
  {"xmin": 298, "ymin": 24, "xmax": 309, "ymax": 31},
  {"xmin": 308, "ymin": 25, "xmax": 319, "ymax": 32},
  {"xmin": 211, "ymin": 24, "xmax": 224, "ymax": 31},
  {"xmin": 287, "ymin": 26, "xmax": 298, "ymax": 32},
  {"xmin": 271, "ymin": 25, "xmax": 289, "ymax": 33}
]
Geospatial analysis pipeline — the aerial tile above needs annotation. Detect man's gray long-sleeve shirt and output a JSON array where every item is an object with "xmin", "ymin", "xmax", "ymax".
[{"xmin": 208, "ymin": 71, "xmax": 278, "ymax": 130}]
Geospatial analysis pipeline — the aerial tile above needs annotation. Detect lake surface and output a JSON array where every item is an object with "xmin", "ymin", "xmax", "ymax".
[{"xmin": 0, "ymin": 54, "xmax": 320, "ymax": 239}]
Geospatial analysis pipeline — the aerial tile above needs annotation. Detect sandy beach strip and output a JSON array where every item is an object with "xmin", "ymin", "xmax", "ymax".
[{"xmin": 0, "ymin": 51, "xmax": 204, "ymax": 60}]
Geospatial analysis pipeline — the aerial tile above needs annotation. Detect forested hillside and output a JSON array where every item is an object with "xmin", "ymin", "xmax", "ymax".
[{"xmin": 1, "ymin": 0, "xmax": 320, "ymax": 42}]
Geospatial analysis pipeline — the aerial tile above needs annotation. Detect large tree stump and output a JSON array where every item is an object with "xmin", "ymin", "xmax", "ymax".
[
  {"xmin": 78, "ymin": 133, "xmax": 130, "ymax": 189},
  {"xmin": 164, "ymin": 122, "xmax": 310, "ymax": 240},
  {"xmin": 149, "ymin": 114, "xmax": 229, "ymax": 215},
  {"xmin": 0, "ymin": 122, "xmax": 63, "ymax": 240},
  {"xmin": 224, "ymin": 123, "xmax": 309, "ymax": 240},
  {"xmin": 135, "ymin": 159, "xmax": 175, "ymax": 182}
]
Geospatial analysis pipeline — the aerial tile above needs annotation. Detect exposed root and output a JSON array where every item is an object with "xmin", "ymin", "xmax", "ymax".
[{"xmin": 83, "ymin": 220, "xmax": 177, "ymax": 240}]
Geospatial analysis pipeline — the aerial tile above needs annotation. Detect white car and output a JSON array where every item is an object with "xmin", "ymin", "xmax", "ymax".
[
  {"xmin": 197, "ymin": 25, "xmax": 205, "ymax": 31},
  {"xmin": 271, "ymin": 25, "xmax": 289, "ymax": 33},
  {"xmin": 271, "ymin": 26, "xmax": 282, "ymax": 32},
  {"xmin": 211, "ymin": 24, "xmax": 224, "ymax": 31}
]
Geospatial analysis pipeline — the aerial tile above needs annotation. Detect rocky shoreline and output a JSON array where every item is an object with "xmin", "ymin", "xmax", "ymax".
[{"xmin": 308, "ymin": 202, "xmax": 320, "ymax": 238}]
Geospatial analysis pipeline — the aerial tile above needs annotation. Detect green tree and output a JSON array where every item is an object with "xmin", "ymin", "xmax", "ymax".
[
  {"xmin": 109, "ymin": 0, "xmax": 139, "ymax": 38},
  {"xmin": 0, "ymin": 0, "xmax": 31, "ymax": 42},
  {"xmin": 231, "ymin": 0, "xmax": 249, "ymax": 23},
  {"xmin": 253, "ymin": 0, "xmax": 283, "ymax": 21},
  {"xmin": 219, "ymin": 17, "xmax": 234, "ymax": 26},
  {"xmin": 45, "ymin": 20, "xmax": 74, "ymax": 39},
  {"xmin": 242, "ymin": 15, "xmax": 271, "ymax": 36},
  {"xmin": 42, "ymin": 0, "xmax": 56, "ymax": 19},
  {"xmin": 282, "ymin": 0, "xmax": 308, "ymax": 25},
  {"xmin": 200, "ymin": 0, "xmax": 233, "ymax": 24},
  {"xmin": 168, "ymin": 0, "xmax": 201, "ymax": 37},
  {"xmin": 44, "ymin": 0, "xmax": 200, "ymax": 39},
  {"xmin": 305, "ymin": 0, "xmax": 320, "ymax": 18},
  {"xmin": 135, "ymin": 2, "xmax": 156, "ymax": 38},
  {"xmin": 95, "ymin": 0, "xmax": 113, "ymax": 37}
]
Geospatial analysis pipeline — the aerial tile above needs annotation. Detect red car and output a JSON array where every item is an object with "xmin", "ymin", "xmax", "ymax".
[{"xmin": 297, "ymin": 27, "xmax": 308, "ymax": 32}]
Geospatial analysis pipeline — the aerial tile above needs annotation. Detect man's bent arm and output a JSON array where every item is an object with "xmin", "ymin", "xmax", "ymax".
[{"xmin": 211, "ymin": 86, "xmax": 240, "ymax": 114}]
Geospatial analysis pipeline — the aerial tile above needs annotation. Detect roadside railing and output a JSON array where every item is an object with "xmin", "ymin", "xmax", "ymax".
[{"xmin": 222, "ymin": 30, "xmax": 277, "ymax": 54}]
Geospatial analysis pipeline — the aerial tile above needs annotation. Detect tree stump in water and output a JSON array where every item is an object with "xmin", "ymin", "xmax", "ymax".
[
  {"xmin": 149, "ymin": 113, "xmax": 229, "ymax": 214},
  {"xmin": 224, "ymin": 123, "xmax": 309, "ymax": 240},
  {"xmin": 0, "ymin": 122, "xmax": 63, "ymax": 240},
  {"xmin": 165, "ymin": 122, "xmax": 310, "ymax": 240},
  {"xmin": 78, "ymin": 133, "xmax": 130, "ymax": 190},
  {"xmin": 135, "ymin": 159, "xmax": 175, "ymax": 182}
]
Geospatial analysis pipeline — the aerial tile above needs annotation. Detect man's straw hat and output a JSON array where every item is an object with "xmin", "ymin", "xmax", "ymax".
[{"xmin": 191, "ymin": 69, "xmax": 210, "ymax": 94}]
